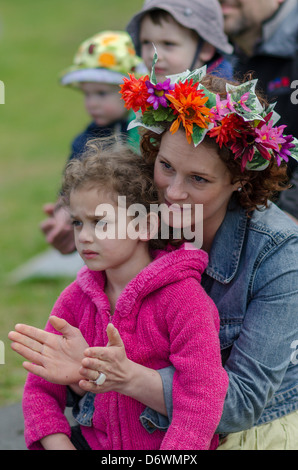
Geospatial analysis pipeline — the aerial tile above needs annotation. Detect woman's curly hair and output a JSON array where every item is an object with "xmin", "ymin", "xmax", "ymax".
[{"xmin": 140, "ymin": 73, "xmax": 290, "ymax": 214}]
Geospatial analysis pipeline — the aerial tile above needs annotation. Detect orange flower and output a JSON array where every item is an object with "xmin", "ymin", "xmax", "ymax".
[
  {"xmin": 119, "ymin": 73, "xmax": 150, "ymax": 112},
  {"xmin": 166, "ymin": 80, "xmax": 211, "ymax": 143}
]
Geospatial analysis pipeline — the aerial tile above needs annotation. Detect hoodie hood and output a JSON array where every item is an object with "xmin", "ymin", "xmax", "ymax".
[{"xmin": 76, "ymin": 243, "xmax": 208, "ymax": 317}]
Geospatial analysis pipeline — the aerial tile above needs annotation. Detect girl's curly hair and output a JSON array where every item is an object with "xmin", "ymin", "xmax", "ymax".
[
  {"xmin": 140, "ymin": 73, "xmax": 290, "ymax": 214},
  {"xmin": 61, "ymin": 135, "xmax": 174, "ymax": 249}
]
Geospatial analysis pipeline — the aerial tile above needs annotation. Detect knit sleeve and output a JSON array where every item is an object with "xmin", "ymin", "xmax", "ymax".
[
  {"xmin": 160, "ymin": 278, "xmax": 229, "ymax": 450},
  {"xmin": 22, "ymin": 282, "xmax": 81, "ymax": 450}
]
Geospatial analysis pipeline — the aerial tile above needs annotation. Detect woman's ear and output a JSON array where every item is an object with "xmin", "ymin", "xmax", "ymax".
[
  {"xmin": 138, "ymin": 212, "xmax": 160, "ymax": 242},
  {"xmin": 232, "ymin": 176, "xmax": 249, "ymax": 193}
]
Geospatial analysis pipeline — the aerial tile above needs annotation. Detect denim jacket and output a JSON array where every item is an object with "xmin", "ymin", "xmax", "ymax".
[
  {"xmin": 141, "ymin": 201, "xmax": 298, "ymax": 434},
  {"xmin": 73, "ymin": 202, "xmax": 298, "ymax": 435}
]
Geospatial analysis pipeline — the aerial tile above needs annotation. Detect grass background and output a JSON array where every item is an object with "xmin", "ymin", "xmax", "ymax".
[{"xmin": 0, "ymin": 0, "xmax": 142, "ymax": 405}]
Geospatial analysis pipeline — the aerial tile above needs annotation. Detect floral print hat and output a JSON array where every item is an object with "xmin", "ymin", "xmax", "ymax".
[{"xmin": 60, "ymin": 31, "xmax": 143, "ymax": 87}]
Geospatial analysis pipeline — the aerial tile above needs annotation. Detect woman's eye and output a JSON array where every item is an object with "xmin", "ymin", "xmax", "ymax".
[
  {"xmin": 192, "ymin": 175, "xmax": 207, "ymax": 183},
  {"xmin": 160, "ymin": 160, "xmax": 172, "ymax": 170}
]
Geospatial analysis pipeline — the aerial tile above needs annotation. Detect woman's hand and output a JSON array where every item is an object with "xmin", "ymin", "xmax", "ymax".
[
  {"xmin": 78, "ymin": 323, "xmax": 133, "ymax": 394},
  {"xmin": 8, "ymin": 316, "xmax": 88, "ymax": 385},
  {"xmin": 79, "ymin": 324, "xmax": 167, "ymax": 415},
  {"xmin": 40, "ymin": 203, "xmax": 76, "ymax": 254}
]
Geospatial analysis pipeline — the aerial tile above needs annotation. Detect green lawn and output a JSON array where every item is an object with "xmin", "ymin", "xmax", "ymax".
[{"xmin": 0, "ymin": 0, "xmax": 142, "ymax": 405}]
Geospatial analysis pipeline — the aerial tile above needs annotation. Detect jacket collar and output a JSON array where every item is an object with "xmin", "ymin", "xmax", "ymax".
[{"xmin": 205, "ymin": 202, "xmax": 248, "ymax": 284}]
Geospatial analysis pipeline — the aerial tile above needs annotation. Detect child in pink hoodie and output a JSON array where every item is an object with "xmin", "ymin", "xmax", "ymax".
[{"xmin": 14, "ymin": 137, "xmax": 228, "ymax": 450}]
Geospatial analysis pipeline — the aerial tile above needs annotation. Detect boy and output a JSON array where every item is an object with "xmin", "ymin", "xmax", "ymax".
[{"xmin": 126, "ymin": 0, "xmax": 234, "ymax": 82}]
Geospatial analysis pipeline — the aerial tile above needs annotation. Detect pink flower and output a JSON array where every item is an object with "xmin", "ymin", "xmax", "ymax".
[
  {"xmin": 239, "ymin": 92, "xmax": 252, "ymax": 113},
  {"xmin": 210, "ymin": 93, "xmax": 236, "ymax": 121},
  {"xmin": 275, "ymin": 134, "xmax": 296, "ymax": 165},
  {"xmin": 255, "ymin": 120, "xmax": 286, "ymax": 152}
]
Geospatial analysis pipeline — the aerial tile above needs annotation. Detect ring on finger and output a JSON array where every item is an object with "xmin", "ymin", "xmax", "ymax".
[{"xmin": 94, "ymin": 372, "xmax": 106, "ymax": 385}]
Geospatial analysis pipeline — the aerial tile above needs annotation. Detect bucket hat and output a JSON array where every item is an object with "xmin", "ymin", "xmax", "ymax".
[
  {"xmin": 60, "ymin": 31, "xmax": 143, "ymax": 87},
  {"xmin": 126, "ymin": 0, "xmax": 233, "ymax": 56}
]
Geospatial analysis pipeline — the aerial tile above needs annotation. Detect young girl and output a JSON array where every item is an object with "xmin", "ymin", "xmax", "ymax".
[{"xmin": 15, "ymin": 137, "xmax": 228, "ymax": 450}]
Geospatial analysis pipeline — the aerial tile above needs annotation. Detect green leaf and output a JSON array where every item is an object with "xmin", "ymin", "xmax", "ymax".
[
  {"xmin": 289, "ymin": 137, "xmax": 298, "ymax": 162},
  {"xmin": 245, "ymin": 150, "xmax": 270, "ymax": 171},
  {"xmin": 166, "ymin": 65, "xmax": 207, "ymax": 85},
  {"xmin": 198, "ymin": 84, "xmax": 216, "ymax": 108},
  {"xmin": 150, "ymin": 45, "xmax": 158, "ymax": 85},
  {"xmin": 152, "ymin": 106, "xmax": 176, "ymax": 122},
  {"xmin": 192, "ymin": 125, "xmax": 208, "ymax": 147},
  {"xmin": 227, "ymin": 79, "xmax": 265, "ymax": 122}
]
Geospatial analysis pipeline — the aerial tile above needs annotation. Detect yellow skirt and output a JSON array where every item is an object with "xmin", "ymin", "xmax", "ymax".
[{"xmin": 217, "ymin": 410, "xmax": 298, "ymax": 450}]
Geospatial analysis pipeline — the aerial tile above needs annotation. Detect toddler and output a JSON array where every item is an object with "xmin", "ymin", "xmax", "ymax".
[{"xmin": 40, "ymin": 30, "xmax": 143, "ymax": 253}]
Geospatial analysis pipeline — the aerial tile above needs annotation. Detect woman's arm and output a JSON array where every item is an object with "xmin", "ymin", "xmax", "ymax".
[
  {"xmin": 41, "ymin": 433, "xmax": 76, "ymax": 450},
  {"xmin": 217, "ymin": 236, "xmax": 298, "ymax": 433},
  {"xmin": 9, "ymin": 317, "xmax": 167, "ymax": 414}
]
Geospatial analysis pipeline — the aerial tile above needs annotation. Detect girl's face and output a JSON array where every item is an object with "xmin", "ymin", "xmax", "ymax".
[
  {"xmin": 140, "ymin": 15, "xmax": 202, "ymax": 82},
  {"xmin": 154, "ymin": 130, "xmax": 240, "ymax": 251},
  {"xmin": 80, "ymin": 82, "xmax": 127, "ymax": 127},
  {"xmin": 69, "ymin": 187, "xmax": 150, "ymax": 279}
]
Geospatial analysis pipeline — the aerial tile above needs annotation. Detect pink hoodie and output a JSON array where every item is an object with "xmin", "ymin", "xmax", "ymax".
[{"xmin": 23, "ymin": 244, "xmax": 228, "ymax": 450}]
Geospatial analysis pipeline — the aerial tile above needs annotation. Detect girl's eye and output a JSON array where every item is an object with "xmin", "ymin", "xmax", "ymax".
[{"xmin": 71, "ymin": 220, "xmax": 82, "ymax": 228}]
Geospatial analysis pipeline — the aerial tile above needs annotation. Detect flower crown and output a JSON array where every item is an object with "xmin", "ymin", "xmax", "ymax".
[{"xmin": 120, "ymin": 51, "xmax": 298, "ymax": 171}]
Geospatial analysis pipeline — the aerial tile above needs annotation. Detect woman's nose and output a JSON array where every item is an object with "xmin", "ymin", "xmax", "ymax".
[{"xmin": 166, "ymin": 178, "xmax": 188, "ymax": 201}]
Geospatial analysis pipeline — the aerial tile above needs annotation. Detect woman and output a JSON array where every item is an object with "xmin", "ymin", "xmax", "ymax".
[{"xmin": 10, "ymin": 66, "xmax": 298, "ymax": 449}]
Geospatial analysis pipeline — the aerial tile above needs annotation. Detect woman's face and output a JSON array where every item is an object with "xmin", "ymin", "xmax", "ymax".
[{"xmin": 153, "ymin": 130, "xmax": 240, "ymax": 250}]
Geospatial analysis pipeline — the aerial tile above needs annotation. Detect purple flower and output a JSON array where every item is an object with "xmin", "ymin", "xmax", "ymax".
[
  {"xmin": 275, "ymin": 134, "xmax": 296, "ymax": 165},
  {"xmin": 145, "ymin": 78, "xmax": 174, "ymax": 110}
]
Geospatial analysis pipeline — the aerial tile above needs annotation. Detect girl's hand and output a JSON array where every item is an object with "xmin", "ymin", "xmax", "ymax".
[{"xmin": 8, "ymin": 316, "xmax": 88, "ymax": 385}]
